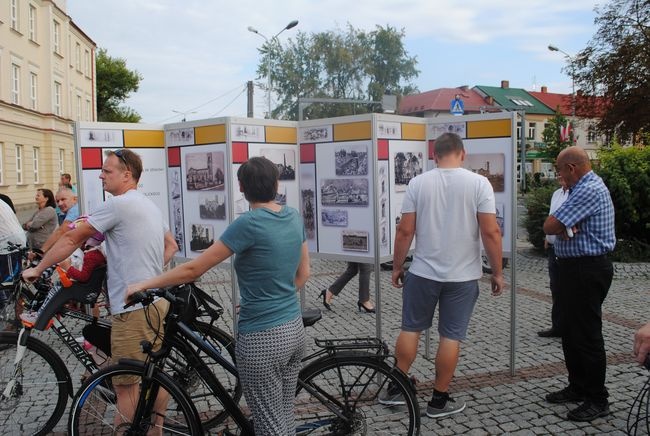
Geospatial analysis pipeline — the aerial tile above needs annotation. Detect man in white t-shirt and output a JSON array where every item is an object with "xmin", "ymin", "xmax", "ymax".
[
  {"xmin": 538, "ymin": 176, "xmax": 569, "ymax": 337},
  {"xmin": 379, "ymin": 132, "xmax": 503, "ymax": 418}
]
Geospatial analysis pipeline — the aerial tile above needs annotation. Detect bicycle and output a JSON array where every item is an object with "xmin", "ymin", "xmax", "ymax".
[
  {"xmin": 0, "ymin": 242, "xmax": 35, "ymax": 328},
  {"xmin": 627, "ymin": 353, "xmax": 650, "ymax": 435},
  {"xmin": 68, "ymin": 284, "xmax": 421, "ymax": 435},
  {"xmin": 0, "ymin": 273, "xmax": 241, "ymax": 435}
]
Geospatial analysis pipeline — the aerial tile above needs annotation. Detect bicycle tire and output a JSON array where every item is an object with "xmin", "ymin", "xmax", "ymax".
[
  {"xmin": 0, "ymin": 331, "xmax": 71, "ymax": 435},
  {"xmin": 68, "ymin": 362, "xmax": 202, "ymax": 436},
  {"xmin": 166, "ymin": 321, "xmax": 242, "ymax": 429},
  {"xmin": 295, "ymin": 353, "xmax": 420, "ymax": 435}
]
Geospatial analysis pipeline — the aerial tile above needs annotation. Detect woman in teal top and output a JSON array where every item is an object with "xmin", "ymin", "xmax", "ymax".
[{"xmin": 127, "ymin": 157, "xmax": 310, "ymax": 435}]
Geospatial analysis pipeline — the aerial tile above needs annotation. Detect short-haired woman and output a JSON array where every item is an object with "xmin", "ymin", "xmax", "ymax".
[
  {"xmin": 127, "ymin": 156, "xmax": 310, "ymax": 435},
  {"xmin": 23, "ymin": 188, "xmax": 58, "ymax": 251}
]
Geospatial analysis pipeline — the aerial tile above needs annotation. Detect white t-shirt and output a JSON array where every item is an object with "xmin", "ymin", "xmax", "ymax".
[
  {"xmin": 545, "ymin": 187, "xmax": 569, "ymax": 245},
  {"xmin": 0, "ymin": 200, "xmax": 26, "ymax": 253},
  {"xmin": 402, "ymin": 167, "xmax": 495, "ymax": 282},
  {"xmin": 88, "ymin": 190, "xmax": 168, "ymax": 314}
]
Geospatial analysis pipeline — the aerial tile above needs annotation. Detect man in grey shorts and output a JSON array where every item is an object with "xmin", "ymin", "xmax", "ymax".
[{"xmin": 379, "ymin": 132, "xmax": 504, "ymax": 418}]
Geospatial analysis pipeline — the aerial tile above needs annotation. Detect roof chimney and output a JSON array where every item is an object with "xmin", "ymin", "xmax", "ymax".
[
  {"xmin": 501, "ymin": 80, "xmax": 509, "ymax": 89},
  {"xmin": 541, "ymin": 86, "xmax": 548, "ymax": 93}
]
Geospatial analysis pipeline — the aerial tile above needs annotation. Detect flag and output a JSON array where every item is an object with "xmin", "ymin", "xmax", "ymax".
[{"xmin": 560, "ymin": 122, "xmax": 572, "ymax": 142}]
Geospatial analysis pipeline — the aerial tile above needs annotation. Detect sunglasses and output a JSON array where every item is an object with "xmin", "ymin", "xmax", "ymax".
[{"xmin": 113, "ymin": 149, "xmax": 129, "ymax": 169}]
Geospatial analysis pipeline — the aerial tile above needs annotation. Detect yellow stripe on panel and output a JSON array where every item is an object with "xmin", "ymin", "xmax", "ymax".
[
  {"xmin": 467, "ymin": 119, "xmax": 512, "ymax": 139},
  {"xmin": 333, "ymin": 121, "xmax": 371, "ymax": 141},
  {"xmin": 196, "ymin": 124, "xmax": 226, "ymax": 144},
  {"xmin": 123, "ymin": 130, "xmax": 165, "ymax": 148},
  {"xmin": 402, "ymin": 123, "xmax": 426, "ymax": 140},
  {"xmin": 266, "ymin": 126, "xmax": 297, "ymax": 144}
]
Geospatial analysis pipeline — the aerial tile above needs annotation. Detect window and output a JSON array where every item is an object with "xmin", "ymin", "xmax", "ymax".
[
  {"xmin": 11, "ymin": 64, "xmax": 20, "ymax": 105},
  {"xmin": 53, "ymin": 20, "xmax": 61, "ymax": 54},
  {"xmin": 29, "ymin": 73, "xmax": 37, "ymax": 110},
  {"xmin": 15, "ymin": 145, "xmax": 23, "ymax": 184},
  {"xmin": 33, "ymin": 147, "xmax": 40, "ymax": 184},
  {"xmin": 516, "ymin": 121, "xmax": 522, "ymax": 140},
  {"xmin": 75, "ymin": 43, "xmax": 81, "ymax": 71},
  {"xmin": 54, "ymin": 81, "xmax": 62, "ymax": 115},
  {"xmin": 587, "ymin": 125, "xmax": 597, "ymax": 143},
  {"xmin": 527, "ymin": 122, "xmax": 536, "ymax": 140},
  {"xmin": 28, "ymin": 5, "xmax": 37, "ymax": 41},
  {"xmin": 76, "ymin": 95, "xmax": 82, "ymax": 120},
  {"xmin": 10, "ymin": 0, "xmax": 19, "ymax": 31},
  {"xmin": 0, "ymin": 143, "xmax": 4, "ymax": 185},
  {"xmin": 58, "ymin": 149, "xmax": 65, "ymax": 175},
  {"xmin": 86, "ymin": 98, "xmax": 91, "ymax": 120},
  {"xmin": 84, "ymin": 49, "xmax": 90, "ymax": 76}
]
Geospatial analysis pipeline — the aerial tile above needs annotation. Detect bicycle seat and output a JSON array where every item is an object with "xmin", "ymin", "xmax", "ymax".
[
  {"xmin": 302, "ymin": 307, "xmax": 322, "ymax": 327},
  {"xmin": 34, "ymin": 266, "xmax": 107, "ymax": 330}
]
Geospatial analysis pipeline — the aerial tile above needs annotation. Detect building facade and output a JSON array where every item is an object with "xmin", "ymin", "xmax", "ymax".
[{"xmin": 0, "ymin": 0, "xmax": 95, "ymax": 210}]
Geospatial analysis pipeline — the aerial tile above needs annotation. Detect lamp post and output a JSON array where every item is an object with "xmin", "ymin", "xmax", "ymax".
[
  {"xmin": 172, "ymin": 109, "xmax": 197, "ymax": 122},
  {"xmin": 248, "ymin": 20, "xmax": 299, "ymax": 119},
  {"xmin": 548, "ymin": 44, "xmax": 576, "ymax": 118}
]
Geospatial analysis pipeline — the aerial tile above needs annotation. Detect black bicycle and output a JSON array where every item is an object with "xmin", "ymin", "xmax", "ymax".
[
  {"xmin": 0, "ymin": 242, "xmax": 35, "ymax": 328},
  {"xmin": 68, "ymin": 284, "xmax": 421, "ymax": 435},
  {"xmin": 0, "ymin": 274, "xmax": 240, "ymax": 435},
  {"xmin": 627, "ymin": 353, "xmax": 650, "ymax": 435}
]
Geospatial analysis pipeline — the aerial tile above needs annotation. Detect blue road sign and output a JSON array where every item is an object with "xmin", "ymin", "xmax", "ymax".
[{"xmin": 450, "ymin": 98, "xmax": 464, "ymax": 115}]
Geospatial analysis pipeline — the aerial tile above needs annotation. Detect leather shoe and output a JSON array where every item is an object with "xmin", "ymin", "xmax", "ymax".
[
  {"xmin": 537, "ymin": 328, "xmax": 561, "ymax": 338},
  {"xmin": 567, "ymin": 401, "xmax": 609, "ymax": 421},
  {"xmin": 546, "ymin": 386, "xmax": 583, "ymax": 404}
]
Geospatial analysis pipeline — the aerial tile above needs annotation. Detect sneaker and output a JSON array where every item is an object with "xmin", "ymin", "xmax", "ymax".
[
  {"xmin": 545, "ymin": 386, "xmax": 583, "ymax": 404},
  {"xmin": 378, "ymin": 376, "xmax": 416, "ymax": 406},
  {"xmin": 567, "ymin": 401, "xmax": 609, "ymax": 422},
  {"xmin": 426, "ymin": 395, "xmax": 466, "ymax": 418}
]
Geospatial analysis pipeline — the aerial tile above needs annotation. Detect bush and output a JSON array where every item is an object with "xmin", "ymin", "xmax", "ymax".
[{"xmin": 524, "ymin": 184, "xmax": 558, "ymax": 251}]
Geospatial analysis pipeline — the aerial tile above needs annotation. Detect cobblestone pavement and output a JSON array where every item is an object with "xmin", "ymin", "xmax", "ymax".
[{"xmin": 39, "ymin": 245, "xmax": 649, "ymax": 434}]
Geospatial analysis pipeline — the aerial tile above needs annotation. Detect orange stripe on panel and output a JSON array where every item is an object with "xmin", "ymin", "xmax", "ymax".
[
  {"xmin": 333, "ymin": 121, "xmax": 371, "ymax": 141},
  {"xmin": 401, "ymin": 123, "xmax": 426, "ymax": 140},
  {"xmin": 467, "ymin": 119, "xmax": 512, "ymax": 138},
  {"xmin": 266, "ymin": 126, "xmax": 297, "ymax": 144},
  {"xmin": 195, "ymin": 124, "xmax": 226, "ymax": 144},
  {"xmin": 123, "ymin": 130, "xmax": 165, "ymax": 147}
]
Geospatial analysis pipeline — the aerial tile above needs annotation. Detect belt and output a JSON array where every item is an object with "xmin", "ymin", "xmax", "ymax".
[{"xmin": 556, "ymin": 254, "xmax": 609, "ymax": 263}]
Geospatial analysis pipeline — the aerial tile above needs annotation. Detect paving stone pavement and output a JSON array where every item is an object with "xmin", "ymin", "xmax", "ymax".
[{"xmin": 38, "ymin": 245, "xmax": 649, "ymax": 434}]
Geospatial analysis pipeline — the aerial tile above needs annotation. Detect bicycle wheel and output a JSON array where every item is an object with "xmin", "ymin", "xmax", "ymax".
[
  {"xmin": 166, "ymin": 321, "xmax": 242, "ymax": 429},
  {"xmin": 68, "ymin": 363, "xmax": 202, "ymax": 436},
  {"xmin": 295, "ymin": 353, "xmax": 420, "ymax": 435},
  {"xmin": 0, "ymin": 331, "xmax": 71, "ymax": 435}
]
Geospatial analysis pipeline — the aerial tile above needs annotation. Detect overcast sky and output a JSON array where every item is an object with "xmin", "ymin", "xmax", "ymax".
[{"xmin": 66, "ymin": 0, "xmax": 603, "ymax": 124}]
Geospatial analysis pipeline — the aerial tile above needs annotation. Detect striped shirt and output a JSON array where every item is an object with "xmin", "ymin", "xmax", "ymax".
[{"xmin": 553, "ymin": 171, "xmax": 615, "ymax": 258}]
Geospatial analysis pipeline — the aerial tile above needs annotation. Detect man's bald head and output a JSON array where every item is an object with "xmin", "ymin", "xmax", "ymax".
[
  {"xmin": 556, "ymin": 146, "xmax": 591, "ymax": 187},
  {"xmin": 56, "ymin": 187, "xmax": 77, "ymax": 213}
]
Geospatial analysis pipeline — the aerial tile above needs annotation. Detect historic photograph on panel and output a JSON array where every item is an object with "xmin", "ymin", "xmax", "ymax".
[
  {"xmin": 186, "ymin": 151, "xmax": 225, "ymax": 191},
  {"xmin": 166, "ymin": 128, "xmax": 194, "ymax": 146},
  {"xmin": 394, "ymin": 152, "xmax": 424, "ymax": 191},
  {"xmin": 430, "ymin": 122, "xmax": 467, "ymax": 139},
  {"xmin": 199, "ymin": 193, "xmax": 226, "ymax": 220},
  {"xmin": 342, "ymin": 230, "xmax": 369, "ymax": 252},
  {"xmin": 261, "ymin": 148, "xmax": 296, "ymax": 180},
  {"xmin": 463, "ymin": 153, "xmax": 505, "ymax": 192},
  {"xmin": 335, "ymin": 144, "xmax": 368, "ymax": 176},
  {"xmin": 300, "ymin": 125, "xmax": 331, "ymax": 142},
  {"xmin": 496, "ymin": 202, "xmax": 505, "ymax": 236},
  {"xmin": 190, "ymin": 224, "xmax": 214, "ymax": 252},
  {"xmin": 321, "ymin": 209, "xmax": 348, "ymax": 227},
  {"xmin": 301, "ymin": 189, "xmax": 315, "ymax": 239},
  {"xmin": 169, "ymin": 168, "xmax": 184, "ymax": 254},
  {"xmin": 380, "ymin": 221, "xmax": 388, "ymax": 246},
  {"xmin": 275, "ymin": 185, "xmax": 287, "ymax": 205},
  {"xmin": 320, "ymin": 179, "xmax": 369, "ymax": 206},
  {"xmin": 232, "ymin": 124, "xmax": 264, "ymax": 141},
  {"xmin": 81, "ymin": 129, "xmax": 123, "ymax": 146}
]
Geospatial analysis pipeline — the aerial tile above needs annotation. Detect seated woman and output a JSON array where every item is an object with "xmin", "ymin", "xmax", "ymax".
[{"xmin": 127, "ymin": 157, "xmax": 310, "ymax": 435}]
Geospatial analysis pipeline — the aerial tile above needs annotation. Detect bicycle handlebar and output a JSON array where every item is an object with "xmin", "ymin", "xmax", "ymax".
[{"xmin": 123, "ymin": 287, "xmax": 182, "ymax": 310}]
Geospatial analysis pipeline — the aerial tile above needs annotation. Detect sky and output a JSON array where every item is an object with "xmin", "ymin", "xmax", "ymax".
[{"xmin": 65, "ymin": 0, "xmax": 604, "ymax": 124}]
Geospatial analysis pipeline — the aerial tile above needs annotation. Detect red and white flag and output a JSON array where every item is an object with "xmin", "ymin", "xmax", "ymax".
[{"xmin": 560, "ymin": 122, "xmax": 572, "ymax": 142}]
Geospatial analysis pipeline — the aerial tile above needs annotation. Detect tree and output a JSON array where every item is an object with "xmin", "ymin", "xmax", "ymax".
[
  {"xmin": 541, "ymin": 111, "xmax": 574, "ymax": 160},
  {"xmin": 96, "ymin": 48, "xmax": 143, "ymax": 122},
  {"xmin": 255, "ymin": 24, "xmax": 419, "ymax": 120},
  {"xmin": 574, "ymin": 0, "xmax": 650, "ymax": 143}
]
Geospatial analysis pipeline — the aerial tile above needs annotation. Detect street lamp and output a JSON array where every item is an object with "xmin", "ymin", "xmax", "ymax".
[
  {"xmin": 548, "ymin": 44, "xmax": 576, "ymax": 117},
  {"xmin": 172, "ymin": 109, "xmax": 197, "ymax": 122},
  {"xmin": 248, "ymin": 20, "xmax": 299, "ymax": 118}
]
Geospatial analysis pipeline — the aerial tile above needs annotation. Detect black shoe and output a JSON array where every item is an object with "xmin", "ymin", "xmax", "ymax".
[
  {"xmin": 318, "ymin": 290, "xmax": 332, "ymax": 311},
  {"xmin": 567, "ymin": 401, "xmax": 609, "ymax": 422},
  {"xmin": 357, "ymin": 301, "xmax": 375, "ymax": 313},
  {"xmin": 537, "ymin": 328, "xmax": 562, "ymax": 338},
  {"xmin": 546, "ymin": 386, "xmax": 584, "ymax": 404}
]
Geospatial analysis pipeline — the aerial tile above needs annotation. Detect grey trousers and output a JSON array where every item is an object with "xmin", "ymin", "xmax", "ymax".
[{"xmin": 329, "ymin": 262, "xmax": 373, "ymax": 302}]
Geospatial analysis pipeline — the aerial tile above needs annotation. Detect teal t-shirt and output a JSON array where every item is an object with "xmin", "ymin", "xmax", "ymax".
[{"xmin": 220, "ymin": 206, "xmax": 305, "ymax": 334}]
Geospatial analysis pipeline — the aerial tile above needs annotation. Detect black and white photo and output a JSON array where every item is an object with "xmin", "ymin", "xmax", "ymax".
[
  {"xmin": 335, "ymin": 145, "xmax": 368, "ymax": 176},
  {"xmin": 321, "ymin": 209, "xmax": 348, "ymax": 227},
  {"xmin": 190, "ymin": 223, "xmax": 214, "ymax": 252},
  {"xmin": 261, "ymin": 148, "xmax": 296, "ymax": 180},
  {"xmin": 463, "ymin": 153, "xmax": 505, "ymax": 192},
  {"xmin": 186, "ymin": 151, "xmax": 225, "ymax": 191},
  {"xmin": 394, "ymin": 151, "xmax": 423, "ymax": 190},
  {"xmin": 320, "ymin": 178, "xmax": 369, "ymax": 206},
  {"xmin": 342, "ymin": 230, "xmax": 369, "ymax": 252},
  {"xmin": 301, "ymin": 189, "xmax": 315, "ymax": 239},
  {"xmin": 199, "ymin": 193, "xmax": 226, "ymax": 220}
]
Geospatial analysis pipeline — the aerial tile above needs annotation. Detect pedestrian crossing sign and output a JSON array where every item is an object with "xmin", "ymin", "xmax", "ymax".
[{"xmin": 450, "ymin": 98, "xmax": 464, "ymax": 115}]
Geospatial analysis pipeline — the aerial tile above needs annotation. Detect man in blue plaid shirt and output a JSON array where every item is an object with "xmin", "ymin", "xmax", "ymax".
[{"xmin": 543, "ymin": 146, "xmax": 615, "ymax": 422}]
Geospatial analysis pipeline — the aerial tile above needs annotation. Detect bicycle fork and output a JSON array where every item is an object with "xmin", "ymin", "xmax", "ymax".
[{"xmin": 1, "ymin": 328, "xmax": 30, "ymax": 400}]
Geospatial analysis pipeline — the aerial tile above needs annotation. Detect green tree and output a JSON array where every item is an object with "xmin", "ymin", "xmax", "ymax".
[
  {"xmin": 574, "ymin": 0, "xmax": 650, "ymax": 143},
  {"xmin": 96, "ymin": 48, "xmax": 143, "ymax": 122},
  {"xmin": 255, "ymin": 24, "xmax": 418, "ymax": 120},
  {"xmin": 541, "ymin": 111, "xmax": 574, "ymax": 160}
]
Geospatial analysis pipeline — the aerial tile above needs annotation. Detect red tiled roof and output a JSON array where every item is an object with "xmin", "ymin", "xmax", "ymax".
[
  {"xmin": 399, "ymin": 87, "xmax": 489, "ymax": 115},
  {"xmin": 529, "ymin": 89, "xmax": 607, "ymax": 118}
]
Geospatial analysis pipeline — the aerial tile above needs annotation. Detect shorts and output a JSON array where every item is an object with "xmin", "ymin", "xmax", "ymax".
[
  {"xmin": 110, "ymin": 298, "xmax": 169, "ymax": 385},
  {"xmin": 401, "ymin": 272, "xmax": 479, "ymax": 341}
]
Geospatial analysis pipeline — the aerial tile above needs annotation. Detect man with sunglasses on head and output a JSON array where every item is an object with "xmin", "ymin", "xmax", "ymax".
[
  {"xmin": 24, "ymin": 148, "xmax": 178, "ymax": 429},
  {"xmin": 543, "ymin": 145, "xmax": 615, "ymax": 422}
]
